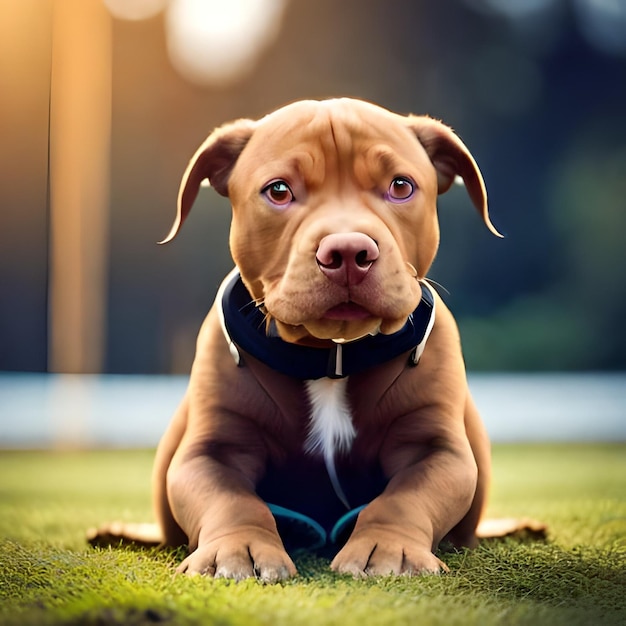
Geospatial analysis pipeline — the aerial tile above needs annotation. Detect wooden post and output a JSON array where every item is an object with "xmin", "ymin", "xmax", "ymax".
[{"xmin": 48, "ymin": 0, "xmax": 112, "ymax": 372}]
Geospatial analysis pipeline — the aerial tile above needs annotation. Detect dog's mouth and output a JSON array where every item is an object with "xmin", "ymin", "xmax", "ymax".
[{"xmin": 323, "ymin": 302, "xmax": 373, "ymax": 321}]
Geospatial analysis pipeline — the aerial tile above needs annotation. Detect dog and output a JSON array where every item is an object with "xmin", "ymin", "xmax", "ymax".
[{"xmin": 89, "ymin": 98, "xmax": 544, "ymax": 581}]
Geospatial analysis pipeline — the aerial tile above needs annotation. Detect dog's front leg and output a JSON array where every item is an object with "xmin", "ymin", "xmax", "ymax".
[
  {"xmin": 331, "ymin": 436, "xmax": 478, "ymax": 577},
  {"xmin": 167, "ymin": 449, "xmax": 296, "ymax": 582}
]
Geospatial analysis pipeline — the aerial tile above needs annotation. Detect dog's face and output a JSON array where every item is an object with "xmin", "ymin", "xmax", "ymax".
[{"xmin": 163, "ymin": 98, "xmax": 499, "ymax": 344}]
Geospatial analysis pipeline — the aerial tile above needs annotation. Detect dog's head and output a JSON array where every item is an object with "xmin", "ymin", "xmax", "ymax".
[{"xmin": 162, "ymin": 98, "xmax": 500, "ymax": 345}]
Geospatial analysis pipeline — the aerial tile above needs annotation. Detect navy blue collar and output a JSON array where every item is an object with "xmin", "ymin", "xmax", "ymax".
[{"xmin": 217, "ymin": 269, "xmax": 435, "ymax": 380}]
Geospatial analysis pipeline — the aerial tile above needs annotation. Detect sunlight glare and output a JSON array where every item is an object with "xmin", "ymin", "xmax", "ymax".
[{"xmin": 165, "ymin": 0, "xmax": 288, "ymax": 86}]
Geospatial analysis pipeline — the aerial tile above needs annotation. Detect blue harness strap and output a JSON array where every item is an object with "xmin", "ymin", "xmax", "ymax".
[
  {"xmin": 217, "ymin": 268, "xmax": 436, "ymax": 380},
  {"xmin": 267, "ymin": 503, "xmax": 367, "ymax": 554}
]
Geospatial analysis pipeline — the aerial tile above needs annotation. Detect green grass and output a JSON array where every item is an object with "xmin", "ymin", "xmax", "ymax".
[{"xmin": 0, "ymin": 444, "xmax": 624, "ymax": 625}]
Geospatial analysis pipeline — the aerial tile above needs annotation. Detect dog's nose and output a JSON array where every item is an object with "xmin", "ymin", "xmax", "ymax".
[{"xmin": 316, "ymin": 232, "xmax": 379, "ymax": 286}]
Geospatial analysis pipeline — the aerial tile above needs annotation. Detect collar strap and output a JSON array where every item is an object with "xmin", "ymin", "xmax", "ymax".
[{"xmin": 216, "ymin": 268, "xmax": 436, "ymax": 380}]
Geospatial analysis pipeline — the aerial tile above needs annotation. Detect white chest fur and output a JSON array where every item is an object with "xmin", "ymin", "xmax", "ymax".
[
  {"xmin": 304, "ymin": 377, "xmax": 356, "ymax": 508},
  {"xmin": 304, "ymin": 377, "xmax": 355, "ymax": 457}
]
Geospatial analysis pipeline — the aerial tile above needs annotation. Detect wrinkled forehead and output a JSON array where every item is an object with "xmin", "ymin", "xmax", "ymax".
[
  {"xmin": 251, "ymin": 99, "xmax": 421, "ymax": 156},
  {"xmin": 232, "ymin": 99, "xmax": 431, "ymax": 189}
]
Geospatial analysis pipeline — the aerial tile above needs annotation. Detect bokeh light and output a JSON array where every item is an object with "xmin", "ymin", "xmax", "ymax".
[
  {"xmin": 164, "ymin": 0, "xmax": 288, "ymax": 86},
  {"xmin": 573, "ymin": 0, "xmax": 626, "ymax": 56}
]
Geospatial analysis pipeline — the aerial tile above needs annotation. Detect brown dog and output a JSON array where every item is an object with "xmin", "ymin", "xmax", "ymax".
[{"xmin": 89, "ymin": 98, "xmax": 542, "ymax": 581}]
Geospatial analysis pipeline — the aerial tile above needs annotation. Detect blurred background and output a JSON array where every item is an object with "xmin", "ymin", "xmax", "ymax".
[{"xmin": 1, "ymin": 0, "xmax": 625, "ymax": 446}]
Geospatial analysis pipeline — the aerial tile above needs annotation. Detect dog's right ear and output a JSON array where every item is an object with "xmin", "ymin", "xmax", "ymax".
[{"xmin": 159, "ymin": 119, "xmax": 256, "ymax": 244}]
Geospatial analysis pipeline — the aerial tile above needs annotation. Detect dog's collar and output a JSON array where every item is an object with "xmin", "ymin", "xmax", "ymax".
[{"xmin": 217, "ymin": 268, "xmax": 436, "ymax": 380}]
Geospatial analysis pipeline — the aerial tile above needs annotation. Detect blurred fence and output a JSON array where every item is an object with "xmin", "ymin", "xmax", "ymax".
[{"xmin": 0, "ymin": 372, "xmax": 624, "ymax": 448}]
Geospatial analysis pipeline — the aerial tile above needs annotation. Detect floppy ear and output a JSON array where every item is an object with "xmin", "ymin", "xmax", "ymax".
[
  {"xmin": 406, "ymin": 115, "xmax": 502, "ymax": 237},
  {"xmin": 159, "ymin": 118, "xmax": 256, "ymax": 244}
]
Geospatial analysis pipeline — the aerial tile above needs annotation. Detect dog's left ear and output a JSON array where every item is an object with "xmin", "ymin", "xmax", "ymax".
[
  {"xmin": 407, "ymin": 116, "xmax": 502, "ymax": 237},
  {"xmin": 159, "ymin": 118, "xmax": 256, "ymax": 244}
]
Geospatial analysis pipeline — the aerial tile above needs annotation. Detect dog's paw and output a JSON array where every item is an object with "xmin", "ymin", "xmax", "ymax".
[
  {"xmin": 176, "ymin": 533, "xmax": 297, "ymax": 582},
  {"xmin": 331, "ymin": 532, "xmax": 448, "ymax": 577}
]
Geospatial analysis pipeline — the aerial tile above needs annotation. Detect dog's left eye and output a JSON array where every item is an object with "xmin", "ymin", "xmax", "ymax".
[
  {"xmin": 387, "ymin": 176, "xmax": 415, "ymax": 203},
  {"xmin": 261, "ymin": 180, "xmax": 295, "ymax": 207}
]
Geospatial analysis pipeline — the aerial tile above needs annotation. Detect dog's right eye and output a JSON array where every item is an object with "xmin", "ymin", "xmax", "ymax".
[{"xmin": 261, "ymin": 180, "xmax": 295, "ymax": 208}]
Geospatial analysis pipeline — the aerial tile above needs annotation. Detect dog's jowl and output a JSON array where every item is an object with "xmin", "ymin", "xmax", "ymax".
[{"xmin": 89, "ymin": 98, "xmax": 543, "ymax": 581}]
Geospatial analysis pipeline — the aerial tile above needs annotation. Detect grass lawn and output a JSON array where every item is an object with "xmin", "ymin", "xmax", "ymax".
[{"xmin": 0, "ymin": 444, "xmax": 624, "ymax": 625}]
